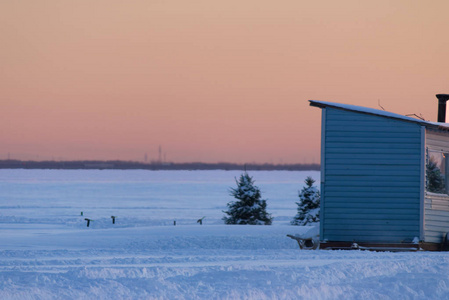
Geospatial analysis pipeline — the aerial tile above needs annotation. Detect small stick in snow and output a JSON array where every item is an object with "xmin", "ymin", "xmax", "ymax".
[
  {"xmin": 84, "ymin": 218, "xmax": 92, "ymax": 227},
  {"xmin": 111, "ymin": 216, "xmax": 116, "ymax": 224}
]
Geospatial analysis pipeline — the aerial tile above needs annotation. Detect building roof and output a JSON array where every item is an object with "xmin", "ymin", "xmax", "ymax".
[{"xmin": 309, "ymin": 100, "xmax": 449, "ymax": 130}]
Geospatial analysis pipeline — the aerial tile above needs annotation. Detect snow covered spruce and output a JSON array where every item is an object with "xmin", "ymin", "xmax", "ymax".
[
  {"xmin": 291, "ymin": 176, "xmax": 320, "ymax": 226},
  {"xmin": 223, "ymin": 172, "xmax": 272, "ymax": 225}
]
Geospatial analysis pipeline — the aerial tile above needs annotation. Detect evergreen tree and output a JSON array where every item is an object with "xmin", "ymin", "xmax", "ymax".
[
  {"xmin": 291, "ymin": 176, "xmax": 320, "ymax": 226},
  {"xmin": 223, "ymin": 172, "xmax": 272, "ymax": 225}
]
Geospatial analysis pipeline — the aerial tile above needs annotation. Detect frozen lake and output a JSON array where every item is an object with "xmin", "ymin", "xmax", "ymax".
[
  {"xmin": 0, "ymin": 169, "xmax": 320, "ymax": 227},
  {"xmin": 1, "ymin": 169, "xmax": 449, "ymax": 299}
]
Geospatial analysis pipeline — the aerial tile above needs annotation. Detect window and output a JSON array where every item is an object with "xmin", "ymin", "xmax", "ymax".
[{"xmin": 427, "ymin": 150, "xmax": 448, "ymax": 194}]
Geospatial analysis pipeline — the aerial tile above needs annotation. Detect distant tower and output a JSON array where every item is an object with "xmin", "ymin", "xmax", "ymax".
[
  {"xmin": 158, "ymin": 146, "xmax": 162, "ymax": 163},
  {"xmin": 144, "ymin": 153, "xmax": 148, "ymax": 163}
]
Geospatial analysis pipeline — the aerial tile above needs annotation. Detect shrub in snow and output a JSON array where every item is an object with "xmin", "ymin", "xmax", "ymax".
[
  {"xmin": 223, "ymin": 172, "xmax": 272, "ymax": 225},
  {"xmin": 291, "ymin": 176, "xmax": 320, "ymax": 226}
]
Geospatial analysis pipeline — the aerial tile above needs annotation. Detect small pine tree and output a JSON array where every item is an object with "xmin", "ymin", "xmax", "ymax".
[
  {"xmin": 223, "ymin": 172, "xmax": 272, "ymax": 225},
  {"xmin": 291, "ymin": 176, "xmax": 320, "ymax": 226}
]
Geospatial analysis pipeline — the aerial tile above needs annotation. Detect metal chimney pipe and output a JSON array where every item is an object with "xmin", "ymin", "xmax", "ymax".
[{"xmin": 436, "ymin": 94, "xmax": 449, "ymax": 123}]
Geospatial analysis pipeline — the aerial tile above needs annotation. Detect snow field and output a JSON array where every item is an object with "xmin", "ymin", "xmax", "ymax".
[
  {"xmin": 2, "ymin": 246, "xmax": 449, "ymax": 299},
  {"xmin": 1, "ymin": 170, "xmax": 449, "ymax": 299}
]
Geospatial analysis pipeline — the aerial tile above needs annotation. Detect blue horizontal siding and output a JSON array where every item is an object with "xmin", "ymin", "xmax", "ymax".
[
  {"xmin": 326, "ymin": 175, "xmax": 420, "ymax": 182},
  {"xmin": 325, "ymin": 202, "xmax": 420, "ymax": 209},
  {"xmin": 323, "ymin": 208, "xmax": 419, "ymax": 215},
  {"xmin": 328, "ymin": 225, "xmax": 419, "ymax": 232},
  {"xmin": 327, "ymin": 136, "xmax": 420, "ymax": 143},
  {"xmin": 325, "ymin": 182, "xmax": 419, "ymax": 189},
  {"xmin": 324, "ymin": 196, "xmax": 421, "ymax": 204},
  {"xmin": 327, "ymin": 126, "xmax": 419, "ymax": 134},
  {"xmin": 322, "ymin": 107, "xmax": 422, "ymax": 243},
  {"xmin": 326, "ymin": 153, "xmax": 420, "ymax": 160},
  {"xmin": 324, "ymin": 232, "xmax": 417, "ymax": 243},
  {"xmin": 327, "ymin": 142, "xmax": 420, "ymax": 149},
  {"xmin": 324, "ymin": 229, "xmax": 418, "ymax": 236},
  {"xmin": 326, "ymin": 118, "xmax": 417, "ymax": 126},
  {"xmin": 324, "ymin": 191, "xmax": 418, "ymax": 198},
  {"xmin": 326, "ymin": 147, "xmax": 420, "ymax": 154},
  {"xmin": 324, "ymin": 214, "xmax": 418, "ymax": 221},
  {"xmin": 325, "ymin": 186, "xmax": 420, "ymax": 193},
  {"xmin": 324, "ymin": 218, "xmax": 419, "ymax": 226},
  {"xmin": 332, "ymin": 130, "xmax": 420, "ymax": 138},
  {"xmin": 326, "ymin": 164, "xmax": 419, "ymax": 170},
  {"xmin": 325, "ymin": 169, "xmax": 420, "ymax": 177},
  {"xmin": 326, "ymin": 159, "xmax": 418, "ymax": 166}
]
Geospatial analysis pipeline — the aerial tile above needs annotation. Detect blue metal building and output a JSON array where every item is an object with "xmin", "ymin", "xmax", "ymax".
[{"xmin": 310, "ymin": 97, "xmax": 449, "ymax": 250}]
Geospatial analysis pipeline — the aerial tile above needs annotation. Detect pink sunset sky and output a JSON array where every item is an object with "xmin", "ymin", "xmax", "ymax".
[{"xmin": 1, "ymin": 0, "xmax": 448, "ymax": 163}]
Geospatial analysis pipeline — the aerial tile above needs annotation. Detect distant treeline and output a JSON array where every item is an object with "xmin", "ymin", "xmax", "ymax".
[{"xmin": 0, "ymin": 160, "xmax": 320, "ymax": 171}]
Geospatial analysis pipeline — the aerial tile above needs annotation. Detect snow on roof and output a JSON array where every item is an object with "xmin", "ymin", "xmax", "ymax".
[{"xmin": 309, "ymin": 100, "xmax": 449, "ymax": 130}]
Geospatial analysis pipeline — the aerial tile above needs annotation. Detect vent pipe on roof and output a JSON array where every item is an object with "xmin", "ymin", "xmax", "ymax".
[{"xmin": 437, "ymin": 94, "xmax": 449, "ymax": 123}]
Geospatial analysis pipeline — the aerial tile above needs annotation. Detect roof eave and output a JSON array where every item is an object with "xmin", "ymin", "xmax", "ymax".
[{"xmin": 309, "ymin": 99, "xmax": 439, "ymax": 128}]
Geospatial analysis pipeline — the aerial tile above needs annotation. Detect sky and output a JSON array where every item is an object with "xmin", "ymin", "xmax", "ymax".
[{"xmin": 1, "ymin": 0, "xmax": 449, "ymax": 164}]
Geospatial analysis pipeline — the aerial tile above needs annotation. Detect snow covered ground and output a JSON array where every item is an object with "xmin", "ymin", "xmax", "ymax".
[{"xmin": 1, "ymin": 169, "xmax": 449, "ymax": 299}]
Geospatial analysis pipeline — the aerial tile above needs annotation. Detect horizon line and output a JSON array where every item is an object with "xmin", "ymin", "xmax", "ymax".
[{"xmin": 0, "ymin": 159, "xmax": 320, "ymax": 171}]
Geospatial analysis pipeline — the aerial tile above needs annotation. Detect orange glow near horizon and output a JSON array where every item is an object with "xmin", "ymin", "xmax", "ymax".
[{"xmin": 1, "ymin": 1, "xmax": 449, "ymax": 163}]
